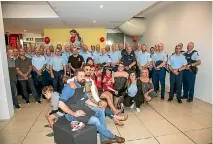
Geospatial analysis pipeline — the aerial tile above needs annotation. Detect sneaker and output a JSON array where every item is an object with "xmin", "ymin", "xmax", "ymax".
[
  {"xmin": 130, "ymin": 102, "xmax": 135, "ymax": 109},
  {"xmin": 178, "ymin": 99, "xmax": 182, "ymax": 104},
  {"xmin": 187, "ymin": 99, "xmax": 193, "ymax": 103},
  {"xmin": 36, "ymin": 100, "xmax": 41, "ymax": 104},
  {"xmin": 161, "ymin": 97, "xmax": 164, "ymax": 100},
  {"xmin": 15, "ymin": 105, "xmax": 21, "ymax": 109},
  {"xmin": 111, "ymin": 135, "xmax": 125, "ymax": 143},
  {"xmin": 136, "ymin": 108, "xmax": 140, "ymax": 113}
]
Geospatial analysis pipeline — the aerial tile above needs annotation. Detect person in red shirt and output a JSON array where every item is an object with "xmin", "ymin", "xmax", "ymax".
[
  {"xmin": 96, "ymin": 64, "xmax": 103, "ymax": 90},
  {"xmin": 102, "ymin": 67, "xmax": 118, "ymax": 95}
]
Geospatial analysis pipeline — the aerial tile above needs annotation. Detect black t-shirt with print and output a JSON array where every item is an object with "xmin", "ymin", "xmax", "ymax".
[{"xmin": 68, "ymin": 55, "xmax": 84, "ymax": 69}]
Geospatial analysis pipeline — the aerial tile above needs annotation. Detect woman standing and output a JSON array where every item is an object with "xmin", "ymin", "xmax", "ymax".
[
  {"xmin": 140, "ymin": 68, "xmax": 157, "ymax": 103},
  {"xmin": 124, "ymin": 71, "xmax": 144, "ymax": 112}
]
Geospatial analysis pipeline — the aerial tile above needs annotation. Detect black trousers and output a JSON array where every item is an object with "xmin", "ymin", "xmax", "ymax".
[
  {"xmin": 124, "ymin": 94, "xmax": 142, "ymax": 108},
  {"xmin": 19, "ymin": 78, "xmax": 39, "ymax": 101}
]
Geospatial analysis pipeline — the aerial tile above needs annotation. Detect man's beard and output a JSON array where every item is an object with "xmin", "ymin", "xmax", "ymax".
[{"xmin": 78, "ymin": 79, "xmax": 86, "ymax": 86}]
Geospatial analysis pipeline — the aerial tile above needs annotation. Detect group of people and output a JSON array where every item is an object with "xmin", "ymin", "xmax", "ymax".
[{"xmin": 6, "ymin": 40, "xmax": 201, "ymax": 144}]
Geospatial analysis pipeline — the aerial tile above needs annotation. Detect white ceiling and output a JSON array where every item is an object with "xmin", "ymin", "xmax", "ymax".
[{"xmin": 2, "ymin": 1, "xmax": 156, "ymax": 33}]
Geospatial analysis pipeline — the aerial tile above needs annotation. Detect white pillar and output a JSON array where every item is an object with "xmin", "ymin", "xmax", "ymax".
[{"xmin": 0, "ymin": 3, "xmax": 14, "ymax": 120}]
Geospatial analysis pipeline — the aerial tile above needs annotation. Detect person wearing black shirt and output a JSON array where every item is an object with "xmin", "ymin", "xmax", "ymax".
[{"xmin": 68, "ymin": 47, "xmax": 84, "ymax": 77}]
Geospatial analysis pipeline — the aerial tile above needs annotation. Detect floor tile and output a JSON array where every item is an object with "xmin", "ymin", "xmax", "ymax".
[
  {"xmin": 0, "ymin": 133, "xmax": 26, "ymax": 144},
  {"xmin": 166, "ymin": 115, "xmax": 205, "ymax": 132},
  {"xmin": 22, "ymin": 132, "xmax": 54, "ymax": 144},
  {"xmin": 143, "ymin": 119, "xmax": 180, "ymax": 136},
  {"xmin": 189, "ymin": 113, "xmax": 212, "ymax": 128},
  {"xmin": 125, "ymin": 137, "xmax": 159, "ymax": 144},
  {"xmin": 185, "ymin": 128, "xmax": 212, "ymax": 144},
  {"xmin": 29, "ymin": 120, "xmax": 53, "ymax": 134},
  {"xmin": 156, "ymin": 133, "xmax": 194, "ymax": 144}
]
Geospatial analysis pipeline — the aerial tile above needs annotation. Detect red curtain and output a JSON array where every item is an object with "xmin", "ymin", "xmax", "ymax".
[{"xmin": 9, "ymin": 34, "xmax": 21, "ymax": 48}]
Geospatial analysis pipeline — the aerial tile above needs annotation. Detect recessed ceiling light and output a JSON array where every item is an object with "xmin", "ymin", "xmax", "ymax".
[
  {"xmin": 24, "ymin": 30, "xmax": 26, "ymax": 32},
  {"xmin": 100, "ymin": 5, "xmax": 103, "ymax": 8},
  {"xmin": 93, "ymin": 20, "xmax": 96, "ymax": 23}
]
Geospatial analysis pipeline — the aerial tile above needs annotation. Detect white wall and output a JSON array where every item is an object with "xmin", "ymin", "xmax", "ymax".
[{"xmin": 142, "ymin": 1, "xmax": 212, "ymax": 104}]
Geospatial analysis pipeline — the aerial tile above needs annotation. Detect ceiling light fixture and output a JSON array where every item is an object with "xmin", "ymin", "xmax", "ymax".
[
  {"xmin": 24, "ymin": 30, "xmax": 26, "ymax": 32},
  {"xmin": 100, "ymin": 5, "xmax": 103, "ymax": 8},
  {"xmin": 93, "ymin": 20, "xmax": 96, "ymax": 23}
]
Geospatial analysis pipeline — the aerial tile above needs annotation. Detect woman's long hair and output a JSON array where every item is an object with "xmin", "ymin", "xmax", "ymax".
[
  {"xmin": 127, "ymin": 71, "xmax": 137, "ymax": 88},
  {"xmin": 70, "ymin": 29, "xmax": 82, "ymax": 41}
]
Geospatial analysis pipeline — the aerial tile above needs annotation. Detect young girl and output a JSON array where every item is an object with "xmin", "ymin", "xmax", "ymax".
[
  {"xmin": 102, "ymin": 67, "xmax": 118, "ymax": 95},
  {"xmin": 96, "ymin": 64, "xmax": 103, "ymax": 91}
]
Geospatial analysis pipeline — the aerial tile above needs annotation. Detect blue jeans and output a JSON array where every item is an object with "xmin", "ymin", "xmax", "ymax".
[
  {"xmin": 52, "ymin": 70, "xmax": 64, "ymax": 94},
  {"xmin": 88, "ymin": 106, "xmax": 115, "ymax": 141}
]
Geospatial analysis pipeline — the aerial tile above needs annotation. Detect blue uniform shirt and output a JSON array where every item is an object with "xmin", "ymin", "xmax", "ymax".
[
  {"xmin": 93, "ymin": 51, "xmax": 101, "ymax": 64},
  {"xmin": 186, "ymin": 50, "xmax": 200, "ymax": 61},
  {"xmin": 168, "ymin": 54, "xmax": 187, "ymax": 69},
  {"xmin": 49, "ymin": 56, "xmax": 66, "ymax": 71},
  {"xmin": 127, "ymin": 83, "xmax": 138, "ymax": 97},
  {"xmin": 134, "ymin": 50, "xmax": 142, "ymax": 62},
  {"xmin": 100, "ymin": 53, "xmax": 112, "ymax": 64},
  {"xmin": 45, "ymin": 55, "xmax": 52, "ymax": 70},
  {"xmin": 152, "ymin": 51, "xmax": 168, "ymax": 62},
  {"xmin": 32, "ymin": 55, "xmax": 46, "ymax": 70},
  {"xmin": 138, "ymin": 52, "xmax": 152, "ymax": 66},
  {"xmin": 60, "ymin": 78, "xmax": 88, "ymax": 121},
  {"xmin": 81, "ymin": 51, "xmax": 94, "ymax": 62},
  {"xmin": 61, "ymin": 51, "xmax": 72, "ymax": 65},
  {"xmin": 109, "ymin": 51, "xmax": 122, "ymax": 63}
]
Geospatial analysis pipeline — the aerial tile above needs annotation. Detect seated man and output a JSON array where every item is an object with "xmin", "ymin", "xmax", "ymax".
[{"xmin": 58, "ymin": 68, "xmax": 125, "ymax": 144}]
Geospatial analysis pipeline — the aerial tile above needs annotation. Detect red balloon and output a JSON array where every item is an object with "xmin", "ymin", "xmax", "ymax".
[
  {"xmin": 132, "ymin": 36, "xmax": 137, "ymax": 42},
  {"xmin": 100, "ymin": 37, "xmax": 105, "ymax": 42},
  {"xmin": 70, "ymin": 36, "xmax": 75, "ymax": 43},
  {"xmin": 44, "ymin": 37, "xmax": 50, "ymax": 44}
]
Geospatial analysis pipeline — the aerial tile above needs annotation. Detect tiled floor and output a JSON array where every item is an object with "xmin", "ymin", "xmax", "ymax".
[{"xmin": 0, "ymin": 94, "xmax": 212, "ymax": 144}]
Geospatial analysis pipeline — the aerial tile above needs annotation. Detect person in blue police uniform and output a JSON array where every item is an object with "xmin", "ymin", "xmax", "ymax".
[
  {"xmin": 152, "ymin": 43, "xmax": 168, "ymax": 100},
  {"xmin": 120, "ymin": 45, "xmax": 137, "ymax": 72},
  {"xmin": 81, "ymin": 45, "xmax": 94, "ymax": 63},
  {"xmin": 148, "ymin": 47, "xmax": 155, "ymax": 79},
  {"xmin": 49, "ymin": 48, "xmax": 66, "ymax": 94},
  {"xmin": 109, "ymin": 44, "xmax": 122, "ymax": 72},
  {"xmin": 43, "ymin": 48, "xmax": 53, "ymax": 86},
  {"xmin": 137, "ymin": 44, "xmax": 151, "ymax": 77},
  {"xmin": 99, "ymin": 48, "xmax": 112, "ymax": 66},
  {"xmin": 182, "ymin": 42, "xmax": 201, "ymax": 102},
  {"xmin": 61, "ymin": 45, "xmax": 72, "ymax": 76},
  {"xmin": 32, "ymin": 48, "xmax": 47, "ymax": 99},
  {"xmin": 93, "ymin": 44, "xmax": 101, "ymax": 64},
  {"xmin": 168, "ymin": 45, "xmax": 187, "ymax": 103}
]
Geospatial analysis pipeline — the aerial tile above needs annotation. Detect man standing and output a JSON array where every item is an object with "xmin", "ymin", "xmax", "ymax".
[
  {"xmin": 152, "ymin": 43, "xmax": 168, "ymax": 100},
  {"xmin": 43, "ymin": 48, "xmax": 53, "ymax": 86},
  {"xmin": 32, "ymin": 48, "xmax": 47, "ymax": 98},
  {"xmin": 137, "ymin": 44, "xmax": 152, "ymax": 76},
  {"xmin": 182, "ymin": 42, "xmax": 201, "ymax": 102},
  {"xmin": 110, "ymin": 44, "xmax": 122, "ymax": 71},
  {"xmin": 168, "ymin": 45, "xmax": 187, "ymax": 103},
  {"xmin": 93, "ymin": 44, "xmax": 101, "ymax": 64},
  {"xmin": 15, "ymin": 48, "xmax": 40, "ymax": 103},
  {"xmin": 120, "ymin": 46, "xmax": 136, "ymax": 71},
  {"xmin": 7, "ymin": 48, "xmax": 21, "ymax": 109},
  {"xmin": 99, "ymin": 48, "xmax": 112, "ymax": 67},
  {"xmin": 59, "ymin": 69, "xmax": 125, "ymax": 144},
  {"xmin": 68, "ymin": 47, "xmax": 84, "ymax": 77},
  {"xmin": 81, "ymin": 45, "xmax": 94, "ymax": 62},
  {"xmin": 49, "ymin": 48, "xmax": 66, "ymax": 94}
]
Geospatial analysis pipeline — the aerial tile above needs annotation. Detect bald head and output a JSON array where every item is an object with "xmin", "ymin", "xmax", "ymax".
[
  {"xmin": 187, "ymin": 42, "xmax": 194, "ymax": 51},
  {"xmin": 7, "ymin": 48, "xmax": 14, "ymax": 57}
]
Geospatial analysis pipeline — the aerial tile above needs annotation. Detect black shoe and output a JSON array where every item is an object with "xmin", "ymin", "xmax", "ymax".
[
  {"xmin": 36, "ymin": 100, "xmax": 41, "ymax": 104},
  {"xmin": 15, "ymin": 105, "xmax": 21, "ymax": 109},
  {"xmin": 187, "ymin": 99, "xmax": 193, "ymax": 103},
  {"xmin": 178, "ymin": 99, "xmax": 182, "ymax": 103},
  {"xmin": 161, "ymin": 97, "xmax": 164, "ymax": 100},
  {"xmin": 168, "ymin": 98, "xmax": 173, "ymax": 102},
  {"xmin": 25, "ymin": 100, "xmax": 30, "ymax": 104},
  {"xmin": 181, "ymin": 96, "xmax": 188, "ymax": 99},
  {"xmin": 46, "ymin": 132, "xmax": 54, "ymax": 137}
]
